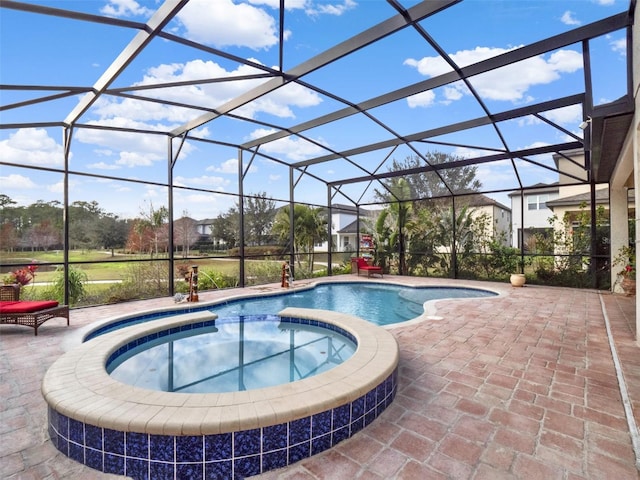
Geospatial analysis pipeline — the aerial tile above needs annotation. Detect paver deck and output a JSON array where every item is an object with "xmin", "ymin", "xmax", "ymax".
[{"xmin": 1, "ymin": 276, "xmax": 638, "ymax": 479}]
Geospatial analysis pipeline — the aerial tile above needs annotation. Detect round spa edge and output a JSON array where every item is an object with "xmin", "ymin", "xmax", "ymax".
[{"xmin": 42, "ymin": 307, "xmax": 400, "ymax": 436}]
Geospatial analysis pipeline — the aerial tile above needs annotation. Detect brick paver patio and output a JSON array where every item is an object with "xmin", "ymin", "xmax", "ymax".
[{"xmin": 1, "ymin": 276, "xmax": 638, "ymax": 479}]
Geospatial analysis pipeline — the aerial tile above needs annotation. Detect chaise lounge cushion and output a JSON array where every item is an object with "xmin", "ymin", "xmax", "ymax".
[
  {"xmin": 0, "ymin": 300, "xmax": 60, "ymax": 314},
  {"xmin": 355, "ymin": 257, "xmax": 383, "ymax": 277}
]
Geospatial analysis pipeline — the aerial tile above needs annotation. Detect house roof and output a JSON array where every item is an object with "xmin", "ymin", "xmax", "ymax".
[
  {"xmin": 507, "ymin": 183, "xmax": 560, "ymax": 197},
  {"xmin": 545, "ymin": 187, "xmax": 635, "ymax": 208},
  {"xmin": 545, "ymin": 188, "xmax": 609, "ymax": 208},
  {"xmin": 462, "ymin": 193, "xmax": 511, "ymax": 212},
  {"xmin": 337, "ymin": 219, "xmax": 371, "ymax": 234}
]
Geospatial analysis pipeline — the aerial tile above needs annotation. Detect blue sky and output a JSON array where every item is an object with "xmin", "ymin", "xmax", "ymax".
[{"xmin": 0, "ymin": 0, "xmax": 630, "ymax": 220}]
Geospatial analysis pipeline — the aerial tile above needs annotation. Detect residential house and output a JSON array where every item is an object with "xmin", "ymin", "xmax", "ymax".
[
  {"xmin": 508, "ymin": 183, "xmax": 560, "ymax": 250},
  {"xmin": 314, "ymin": 204, "xmax": 379, "ymax": 253},
  {"xmin": 463, "ymin": 194, "xmax": 512, "ymax": 247}
]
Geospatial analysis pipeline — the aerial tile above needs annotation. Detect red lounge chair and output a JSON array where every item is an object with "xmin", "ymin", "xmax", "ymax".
[
  {"xmin": 0, "ymin": 299, "xmax": 69, "ymax": 336},
  {"xmin": 355, "ymin": 257, "xmax": 383, "ymax": 278}
]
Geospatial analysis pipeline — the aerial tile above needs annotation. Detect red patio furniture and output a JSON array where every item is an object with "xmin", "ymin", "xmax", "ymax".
[
  {"xmin": 0, "ymin": 285, "xmax": 69, "ymax": 335},
  {"xmin": 353, "ymin": 257, "xmax": 383, "ymax": 278}
]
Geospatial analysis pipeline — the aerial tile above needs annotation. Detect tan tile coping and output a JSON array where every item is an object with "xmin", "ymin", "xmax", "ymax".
[{"xmin": 42, "ymin": 307, "xmax": 399, "ymax": 436}]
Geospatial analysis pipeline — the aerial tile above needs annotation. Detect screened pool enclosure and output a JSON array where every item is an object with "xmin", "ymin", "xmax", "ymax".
[{"xmin": 0, "ymin": 0, "xmax": 636, "ymax": 306}]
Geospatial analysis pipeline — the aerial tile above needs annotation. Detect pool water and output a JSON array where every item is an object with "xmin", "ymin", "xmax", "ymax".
[
  {"xmin": 210, "ymin": 283, "xmax": 495, "ymax": 326},
  {"xmin": 86, "ymin": 282, "xmax": 497, "ymax": 340},
  {"xmin": 108, "ymin": 315, "xmax": 357, "ymax": 393}
]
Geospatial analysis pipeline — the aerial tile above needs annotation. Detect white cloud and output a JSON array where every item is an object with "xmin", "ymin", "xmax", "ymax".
[
  {"xmin": 560, "ymin": 11, "xmax": 581, "ymax": 26},
  {"xmin": 594, "ymin": 0, "xmax": 615, "ymax": 5},
  {"xmin": 178, "ymin": 0, "xmax": 285, "ymax": 50},
  {"xmin": 610, "ymin": 36, "xmax": 626, "ymax": 55},
  {"xmin": 87, "ymin": 59, "xmax": 322, "ymax": 129},
  {"xmin": 307, "ymin": 0, "xmax": 357, "ymax": 16},
  {"xmin": 0, "ymin": 173, "xmax": 37, "ymax": 189},
  {"xmin": 100, "ymin": 0, "xmax": 153, "ymax": 18},
  {"xmin": 174, "ymin": 175, "xmax": 230, "ymax": 190},
  {"xmin": 0, "ymin": 128, "xmax": 66, "ymax": 166},
  {"xmin": 406, "ymin": 90, "xmax": 436, "ymax": 108},
  {"xmin": 541, "ymin": 104, "xmax": 583, "ymax": 126},
  {"xmin": 269, "ymin": 174, "xmax": 281, "ymax": 181},
  {"xmin": 248, "ymin": 128, "xmax": 327, "ymax": 161},
  {"xmin": 452, "ymin": 146, "xmax": 496, "ymax": 159},
  {"xmin": 249, "ymin": 0, "xmax": 307, "ymax": 9},
  {"xmin": 88, "ymin": 162, "xmax": 121, "ymax": 170},
  {"xmin": 405, "ymin": 46, "xmax": 582, "ymax": 104},
  {"xmin": 207, "ymin": 158, "xmax": 239, "ymax": 174},
  {"xmin": 206, "ymin": 158, "xmax": 258, "ymax": 174}
]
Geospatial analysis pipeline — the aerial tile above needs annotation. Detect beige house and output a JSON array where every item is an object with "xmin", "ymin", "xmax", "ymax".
[{"xmin": 463, "ymin": 194, "xmax": 512, "ymax": 247}]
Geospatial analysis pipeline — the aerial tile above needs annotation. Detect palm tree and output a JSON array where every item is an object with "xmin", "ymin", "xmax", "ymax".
[
  {"xmin": 272, "ymin": 204, "xmax": 328, "ymax": 273},
  {"xmin": 382, "ymin": 178, "xmax": 413, "ymax": 275}
]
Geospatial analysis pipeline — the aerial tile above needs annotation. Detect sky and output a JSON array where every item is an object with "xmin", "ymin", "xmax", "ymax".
[{"xmin": 0, "ymin": 0, "xmax": 631, "ymax": 221}]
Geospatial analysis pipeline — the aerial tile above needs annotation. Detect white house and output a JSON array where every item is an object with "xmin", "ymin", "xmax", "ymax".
[{"xmin": 315, "ymin": 204, "xmax": 379, "ymax": 253}]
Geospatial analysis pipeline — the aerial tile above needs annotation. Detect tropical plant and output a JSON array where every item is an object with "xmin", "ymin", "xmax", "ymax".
[
  {"xmin": 612, "ymin": 244, "xmax": 635, "ymax": 280},
  {"xmin": 272, "ymin": 204, "xmax": 327, "ymax": 273},
  {"xmin": 3, "ymin": 263, "xmax": 38, "ymax": 286},
  {"xmin": 48, "ymin": 266, "xmax": 88, "ymax": 305}
]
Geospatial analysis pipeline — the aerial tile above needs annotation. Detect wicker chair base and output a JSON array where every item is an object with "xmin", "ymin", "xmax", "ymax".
[{"xmin": 0, "ymin": 305, "xmax": 69, "ymax": 335}]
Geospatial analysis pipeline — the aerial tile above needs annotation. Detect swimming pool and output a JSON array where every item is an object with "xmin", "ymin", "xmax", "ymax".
[
  {"xmin": 85, "ymin": 281, "xmax": 497, "ymax": 340},
  {"xmin": 108, "ymin": 314, "xmax": 357, "ymax": 393}
]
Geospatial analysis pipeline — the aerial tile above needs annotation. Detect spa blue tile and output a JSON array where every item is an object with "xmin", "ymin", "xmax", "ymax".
[
  {"xmin": 262, "ymin": 449, "xmax": 287, "ymax": 471},
  {"xmin": 288, "ymin": 441, "xmax": 310, "ymax": 463},
  {"xmin": 48, "ymin": 407, "xmax": 58, "ymax": 432},
  {"xmin": 352, "ymin": 395, "xmax": 365, "ymax": 419},
  {"xmin": 56, "ymin": 437, "xmax": 69, "ymax": 456},
  {"xmin": 332, "ymin": 425, "xmax": 349, "ymax": 445},
  {"xmin": 104, "ymin": 428, "xmax": 125, "ymax": 455},
  {"xmin": 289, "ymin": 417, "xmax": 311, "ymax": 445},
  {"xmin": 177, "ymin": 462, "xmax": 203, "ymax": 480},
  {"xmin": 177, "ymin": 435, "xmax": 203, "ymax": 462},
  {"xmin": 126, "ymin": 457, "xmax": 149, "ymax": 480},
  {"xmin": 69, "ymin": 418, "xmax": 83, "ymax": 444},
  {"xmin": 312, "ymin": 410, "xmax": 331, "ymax": 437},
  {"xmin": 376, "ymin": 383, "xmax": 386, "ymax": 403},
  {"xmin": 311, "ymin": 433, "xmax": 331, "ymax": 455},
  {"xmin": 126, "ymin": 431, "xmax": 148, "ymax": 459},
  {"xmin": 69, "ymin": 442, "xmax": 84, "ymax": 463},
  {"xmin": 333, "ymin": 404, "xmax": 350, "ymax": 428},
  {"xmin": 205, "ymin": 460, "xmax": 232, "ymax": 480},
  {"xmin": 150, "ymin": 461, "xmax": 174, "ymax": 479},
  {"xmin": 365, "ymin": 390, "xmax": 376, "ymax": 410},
  {"xmin": 48, "ymin": 424, "xmax": 58, "ymax": 449},
  {"xmin": 58, "ymin": 414, "xmax": 69, "ymax": 439},
  {"xmin": 205, "ymin": 433, "xmax": 232, "ymax": 461},
  {"xmin": 150, "ymin": 434, "xmax": 174, "ymax": 462},
  {"xmin": 364, "ymin": 409, "xmax": 376, "ymax": 426},
  {"xmin": 85, "ymin": 424, "xmax": 102, "ymax": 450},
  {"xmin": 351, "ymin": 416, "xmax": 364, "ymax": 434},
  {"xmin": 263, "ymin": 423, "xmax": 287, "ymax": 452},
  {"xmin": 85, "ymin": 448, "xmax": 103, "ymax": 471},
  {"xmin": 234, "ymin": 454, "xmax": 261, "ymax": 478},
  {"xmin": 234, "ymin": 428, "xmax": 261, "ymax": 457},
  {"xmin": 104, "ymin": 453, "xmax": 125, "ymax": 476}
]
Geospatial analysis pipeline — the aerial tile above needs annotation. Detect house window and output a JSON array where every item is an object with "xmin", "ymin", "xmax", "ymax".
[{"xmin": 527, "ymin": 194, "xmax": 549, "ymax": 210}]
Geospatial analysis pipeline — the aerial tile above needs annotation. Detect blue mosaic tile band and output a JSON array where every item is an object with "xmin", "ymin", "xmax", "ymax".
[{"xmin": 48, "ymin": 369, "xmax": 397, "ymax": 480}]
